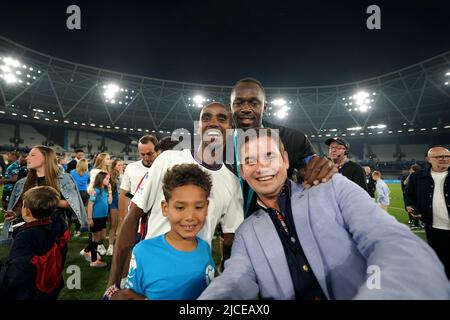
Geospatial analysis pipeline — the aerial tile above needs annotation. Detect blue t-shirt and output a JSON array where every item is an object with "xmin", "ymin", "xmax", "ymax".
[
  {"xmin": 125, "ymin": 234, "xmax": 215, "ymax": 300},
  {"xmin": 3, "ymin": 161, "xmax": 20, "ymax": 191},
  {"xmin": 89, "ymin": 188, "xmax": 109, "ymax": 218},
  {"xmin": 70, "ymin": 169, "xmax": 90, "ymax": 191}
]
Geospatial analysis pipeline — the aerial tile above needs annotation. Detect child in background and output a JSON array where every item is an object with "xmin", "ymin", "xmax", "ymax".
[
  {"xmin": 107, "ymin": 163, "xmax": 215, "ymax": 300},
  {"xmin": 80, "ymin": 171, "xmax": 112, "ymax": 267},
  {"xmin": 0, "ymin": 186, "xmax": 67, "ymax": 300},
  {"xmin": 372, "ymin": 170, "xmax": 390, "ymax": 211},
  {"xmin": 70, "ymin": 158, "xmax": 90, "ymax": 237}
]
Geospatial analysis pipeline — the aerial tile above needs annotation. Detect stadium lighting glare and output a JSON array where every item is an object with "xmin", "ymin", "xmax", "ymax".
[
  {"xmin": 3, "ymin": 73, "xmax": 18, "ymax": 84},
  {"xmin": 367, "ymin": 124, "xmax": 386, "ymax": 129},
  {"xmin": 444, "ymin": 125, "xmax": 450, "ymax": 129},
  {"xmin": 345, "ymin": 90, "xmax": 376, "ymax": 112},
  {"xmin": 0, "ymin": 110, "xmax": 5, "ymax": 114},
  {"xmin": 103, "ymin": 83, "xmax": 120, "ymax": 99},
  {"xmin": 54, "ymin": 119, "xmax": 59, "ymax": 122},
  {"xmin": 271, "ymin": 98, "xmax": 287, "ymax": 107},
  {"xmin": 193, "ymin": 95, "xmax": 205, "ymax": 104},
  {"xmin": 347, "ymin": 126, "xmax": 362, "ymax": 131},
  {"xmin": 63, "ymin": 120, "xmax": 69, "ymax": 124},
  {"xmin": 114, "ymin": 126, "xmax": 120, "ymax": 130},
  {"xmin": 22, "ymin": 115, "xmax": 28, "ymax": 118},
  {"xmin": 432, "ymin": 127, "xmax": 438, "ymax": 130},
  {"xmin": 270, "ymin": 98, "xmax": 290, "ymax": 118},
  {"xmin": 408, "ymin": 128, "xmax": 414, "ymax": 132},
  {"xmin": 420, "ymin": 128, "xmax": 426, "ymax": 131}
]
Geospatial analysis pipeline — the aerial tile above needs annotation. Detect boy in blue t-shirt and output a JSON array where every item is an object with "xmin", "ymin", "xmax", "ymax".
[{"xmin": 109, "ymin": 163, "xmax": 215, "ymax": 300}]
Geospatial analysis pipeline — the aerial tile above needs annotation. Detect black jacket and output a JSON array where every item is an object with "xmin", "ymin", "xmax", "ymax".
[
  {"xmin": 0, "ymin": 219, "xmax": 64, "ymax": 300},
  {"xmin": 404, "ymin": 167, "xmax": 450, "ymax": 226},
  {"xmin": 339, "ymin": 160, "xmax": 367, "ymax": 191},
  {"xmin": 366, "ymin": 174, "xmax": 376, "ymax": 197},
  {"xmin": 65, "ymin": 159, "xmax": 77, "ymax": 174}
]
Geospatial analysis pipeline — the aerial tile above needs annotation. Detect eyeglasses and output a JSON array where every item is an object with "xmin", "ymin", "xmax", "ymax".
[
  {"xmin": 430, "ymin": 155, "xmax": 450, "ymax": 160},
  {"xmin": 329, "ymin": 146, "xmax": 346, "ymax": 151}
]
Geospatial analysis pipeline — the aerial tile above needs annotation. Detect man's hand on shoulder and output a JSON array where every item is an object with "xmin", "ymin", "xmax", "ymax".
[{"xmin": 300, "ymin": 155, "xmax": 337, "ymax": 188}]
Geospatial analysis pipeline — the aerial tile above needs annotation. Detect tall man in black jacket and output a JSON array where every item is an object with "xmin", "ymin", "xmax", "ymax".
[
  {"xmin": 65, "ymin": 149, "xmax": 85, "ymax": 173},
  {"xmin": 404, "ymin": 146, "xmax": 450, "ymax": 279},
  {"xmin": 230, "ymin": 78, "xmax": 336, "ymax": 218},
  {"xmin": 325, "ymin": 137, "xmax": 367, "ymax": 192}
]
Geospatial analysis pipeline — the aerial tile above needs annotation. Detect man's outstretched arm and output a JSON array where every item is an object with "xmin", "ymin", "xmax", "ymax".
[{"xmin": 107, "ymin": 204, "xmax": 144, "ymax": 287}]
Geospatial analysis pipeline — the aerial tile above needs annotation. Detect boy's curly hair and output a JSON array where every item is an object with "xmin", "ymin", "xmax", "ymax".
[{"xmin": 162, "ymin": 164, "xmax": 212, "ymax": 201}]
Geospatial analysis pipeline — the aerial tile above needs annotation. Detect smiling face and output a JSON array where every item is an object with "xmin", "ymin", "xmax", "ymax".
[
  {"xmin": 231, "ymin": 82, "xmax": 266, "ymax": 130},
  {"xmin": 26, "ymin": 148, "xmax": 45, "ymax": 170},
  {"xmin": 240, "ymin": 135, "xmax": 289, "ymax": 201},
  {"xmin": 198, "ymin": 103, "xmax": 231, "ymax": 148},
  {"xmin": 161, "ymin": 184, "xmax": 208, "ymax": 242}
]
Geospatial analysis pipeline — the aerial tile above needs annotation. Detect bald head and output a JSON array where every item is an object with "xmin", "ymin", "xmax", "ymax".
[{"xmin": 427, "ymin": 147, "xmax": 450, "ymax": 172}]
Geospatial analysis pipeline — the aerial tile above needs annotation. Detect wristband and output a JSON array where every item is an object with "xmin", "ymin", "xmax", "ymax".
[{"xmin": 103, "ymin": 284, "xmax": 120, "ymax": 300}]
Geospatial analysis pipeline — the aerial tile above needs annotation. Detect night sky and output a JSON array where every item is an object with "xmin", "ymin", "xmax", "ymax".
[{"xmin": 1, "ymin": 0, "xmax": 449, "ymax": 86}]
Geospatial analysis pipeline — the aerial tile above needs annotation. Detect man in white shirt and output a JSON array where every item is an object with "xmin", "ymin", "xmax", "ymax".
[
  {"xmin": 405, "ymin": 146, "xmax": 450, "ymax": 279},
  {"xmin": 107, "ymin": 103, "xmax": 244, "ymax": 294},
  {"xmin": 117, "ymin": 135, "xmax": 158, "ymax": 226}
]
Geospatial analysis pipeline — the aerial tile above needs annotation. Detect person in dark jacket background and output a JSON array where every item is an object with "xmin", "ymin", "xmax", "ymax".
[
  {"xmin": 325, "ymin": 137, "xmax": 367, "ymax": 192},
  {"xmin": 404, "ymin": 147, "xmax": 450, "ymax": 279},
  {"xmin": 363, "ymin": 166, "xmax": 376, "ymax": 198},
  {"xmin": 0, "ymin": 186, "xmax": 66, "ymax": 300},
  {"xmin": 401, "ymin": 164, "xmax": 422, "ymax": 228},
  {"xmin": 65, "ymin": 149, "xmax": 85, "ymax": 174}
]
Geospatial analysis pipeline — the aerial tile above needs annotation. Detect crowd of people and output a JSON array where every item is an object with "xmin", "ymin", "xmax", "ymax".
[{"xmin": 0, "ymin": 78, "xmax": 449, "ymax": 300}]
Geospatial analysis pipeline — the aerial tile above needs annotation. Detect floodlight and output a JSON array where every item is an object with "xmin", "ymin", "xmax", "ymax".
[
  {"xmin": 193, "ymin": 95, "xmax": 205, "ymax": 104},
  {"xmin": 104, "ymin": 83, "xmax": 120, "ymax": 99},
  {"xmin": 4, "ymin": 73, "xmax": 17, "ymax": 84},
  {"xmin": 271, "ymin": 98, "xmax": 287, "ymax": 106}
]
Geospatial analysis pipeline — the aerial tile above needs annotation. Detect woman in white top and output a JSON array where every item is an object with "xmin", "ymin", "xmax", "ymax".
[{"xmin": 88, "ymin": 153, "xmax": 111, "ymax": 193}]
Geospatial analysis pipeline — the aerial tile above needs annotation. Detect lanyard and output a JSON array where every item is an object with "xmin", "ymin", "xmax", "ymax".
[{"xmin": 234, "ymin": 129, "xmax": 254, "ymax": 218}]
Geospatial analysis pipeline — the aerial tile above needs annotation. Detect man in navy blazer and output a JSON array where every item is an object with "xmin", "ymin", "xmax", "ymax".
[{"xmin": 199, "ymin": 128, "xmax": 450, "ymax": 300}]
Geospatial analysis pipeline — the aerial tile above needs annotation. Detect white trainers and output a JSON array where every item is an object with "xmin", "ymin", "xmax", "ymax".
[
  {"xmin": 79, "ymin": 249, "xmax": 91, "ymax": 262},
  {"xmin": 90, "ymin": 259, "xmax": 107, "ymax": 268},
  {"xmin": 106, "ymin": 244, "xmax": 114, "ymax": 256},
  {"xmin": 97, "ymin": 244, "xmax": 107, "ymax": 255}
]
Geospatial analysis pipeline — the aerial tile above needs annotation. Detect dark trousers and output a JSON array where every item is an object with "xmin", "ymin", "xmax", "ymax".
[{"xmin": 425, "ymin": 226, "xmax": 450, "ymax": 279}]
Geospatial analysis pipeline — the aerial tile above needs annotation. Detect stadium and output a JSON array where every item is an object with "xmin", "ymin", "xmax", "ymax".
[
  {"xmin": 0, "ymin": 1, "xmax": 449, "ymax": 303},
  {"xmin": 0, "ymin": 36, "xmax": 449, "ymax": 175}
]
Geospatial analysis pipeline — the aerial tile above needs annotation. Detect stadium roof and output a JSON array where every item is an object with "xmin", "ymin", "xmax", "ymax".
[{"xmin": 0, "ymin": 35, "xmax": 449, "ymax": 138}]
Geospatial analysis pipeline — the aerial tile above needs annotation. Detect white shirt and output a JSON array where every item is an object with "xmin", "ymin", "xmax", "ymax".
[
  {"xmin": 88, "ymin": 168, "xmax": 102, "ymax": 191},
  {"xmin": 132, "ymin": 149, "xmax": 244, "ymax": 246},
  {"xmin": 431, "ymin": 170, "xmax": 450, "ymax": 230},
  {"xmin": 120, "ymin": 160, "xmax": 149, "ymax": 195}
]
